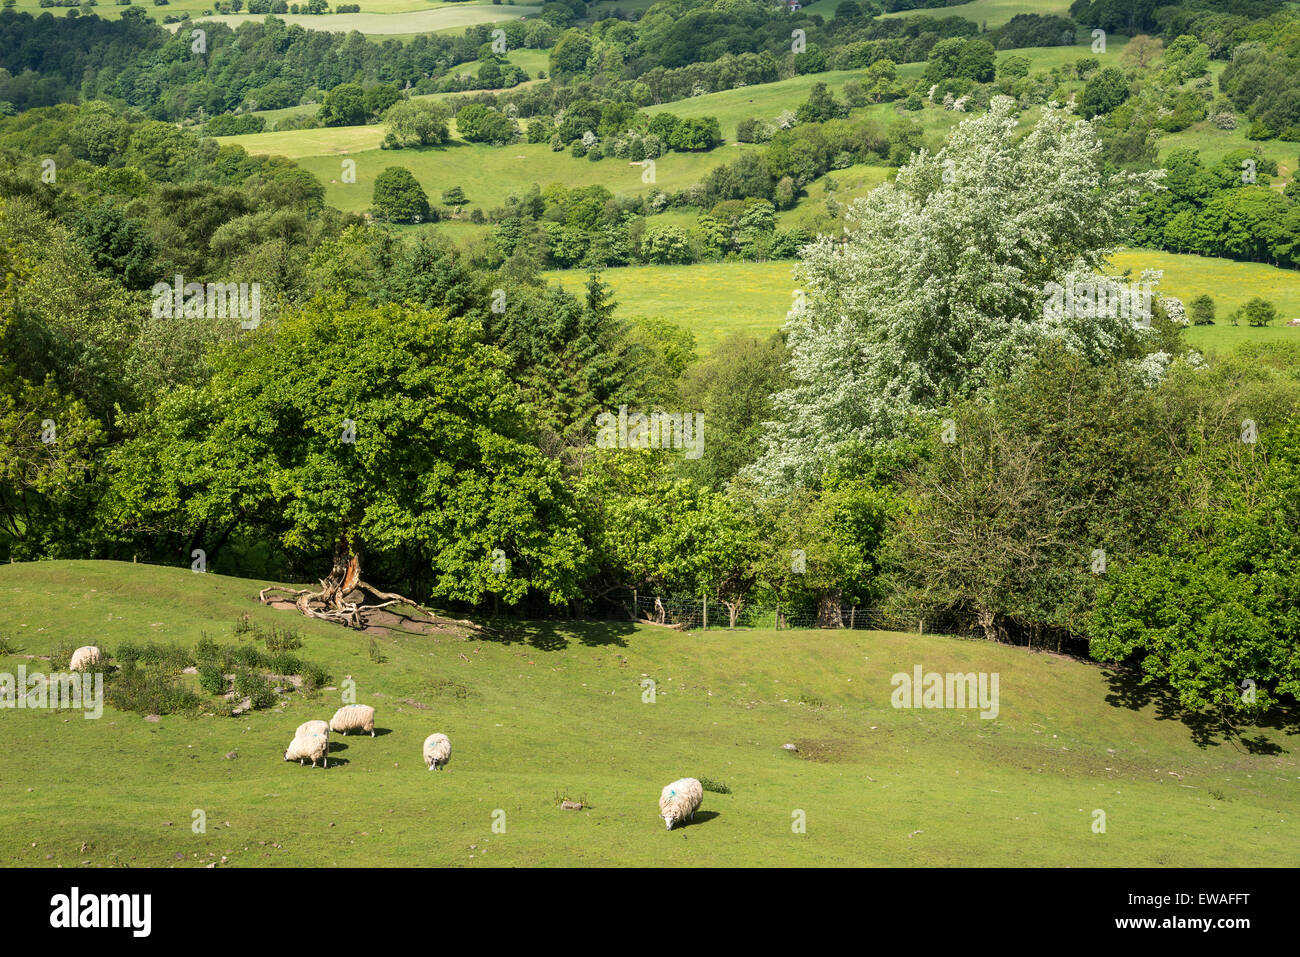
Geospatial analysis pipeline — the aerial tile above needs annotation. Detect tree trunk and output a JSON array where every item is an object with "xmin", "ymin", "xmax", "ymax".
[
  {"xmin": 259, "ymin": 532, "xmax": 430, "ymax": 630},
  {"xmin": 816, "ymin": 590, "xmax": 843, "ymax": 629}
]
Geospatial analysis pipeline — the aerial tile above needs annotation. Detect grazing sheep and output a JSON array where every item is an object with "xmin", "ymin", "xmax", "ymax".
[
  {"xmin": 422, "ymin": 733, "xmax": 451, "ymax": 771},
  {"xmin": 296, "ymin": 719, "xmax": 329, "ymax": 738},
  {"xmin": 68, "ymin": 646, "xmax": 101, "ymax": 672},
  {"xmin": 329, "ymin": 704, "xmax": 375, "ymax": 737},
  {"xmin": 659, "ymin": 778, "xmax": 703, "ymax": 830},
  {"xmin": 284, "ymin": 721, "xmax": 330, "ymax": 768}
]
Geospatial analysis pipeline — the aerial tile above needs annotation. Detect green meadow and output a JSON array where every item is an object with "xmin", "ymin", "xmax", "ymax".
[
  {"xmin": 880, "ymin": 0, "xmax": 1073, "ymax": 30},
  {"xmin": 165, "ymin": 3, "xmax": 537, "ymax": 34},
  {"xmin": 2, "ymin": 561, "xmax": 1296, "ymax": 867},
  {"xmin": 546, "ymin": 249, "xmax": 1300, "ymax": 353}
]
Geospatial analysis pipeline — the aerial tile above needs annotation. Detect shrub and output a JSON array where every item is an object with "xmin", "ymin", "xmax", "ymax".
[
  {"xmin": 198, "ymin": 662, "xmax": 227, "ymax": 695},
  {"xmin": 699, "ymin": 776, "xmax": 732, "ymax": 794},
  {"xmin": 234, "ymin": 669, "xmax": 277, "ymax": 710},
  {"xmin": 263, "ymin": 627, "xmax": 302, "ymax": 653},
  {"xmin": 48, "ymin": 640, "xmax": 78, "ymax": 671},
  {"xmin": 106, "ymin": 662, "xmax": 201, "ymax": 715},
  {"xmin": 265, "ymin": 651, "xmax": 303, "ymax": 675},
  {"xmin": 300, "ymin": 662, "xmax": 331, "ymax": 692}
]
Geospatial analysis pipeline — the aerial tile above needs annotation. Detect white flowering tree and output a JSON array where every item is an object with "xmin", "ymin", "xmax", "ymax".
[{"xmin": 746, "ymin": 97, "xmax": 1163, "ymax": 492}]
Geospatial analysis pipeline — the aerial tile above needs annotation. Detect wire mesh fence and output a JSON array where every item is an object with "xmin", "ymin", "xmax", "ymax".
[{"xmin": 622, "ymin": 592, "xmax": 978, "ymax": 637}]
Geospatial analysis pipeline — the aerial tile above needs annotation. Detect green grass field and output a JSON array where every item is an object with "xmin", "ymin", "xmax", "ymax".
[
  {"xmin": 546, "ymin": 250, "xmax": 1300, "ymax": 353},
  {"xmin": 164, "ymin": 3, "xmax": 537, "ymax": 34},
  {"xmin": 2, "ymin": 560, "xmax": 1296, "ymax": 867},
  {"xmin": 546, "ymin": 261, "xmax": 797, "ymax": 349},
  {"xmin": 644, "ymin": 66, "xmax": 926, "ymax": 142},
  {"xmin": 880, "ymin": 0, "xmax": 1073, "ymax": 30},
  {"xmin": 264, "ymin": 140, "xmax": 725, "ymax": 213}
]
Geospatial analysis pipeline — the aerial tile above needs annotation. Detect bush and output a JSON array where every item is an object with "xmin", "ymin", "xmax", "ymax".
[
  {"xmin": 106, "ymin": 663, "xmax": 201, "ymax": 715},
  {"xmin": 300, "ymin": 662, "xmax": 331, "ymax": 692},
  {"xmin": 265, "ymin": 651, "xmax": 303, "ymax": 675},
  {"xmin": 114, "ymin": 641, "xmax": 193, "ymax": 671},
  {"xmin": 234, "ymin": 669, "xmax": 277, "ymax": 710},
  {"xmin": 262, "ymin": 627, "xmax": 302, "ymax": 652},
  {"xmin": 699, "ymin": 776, "xmax": 732, "ymax": 794},
  {"xmin": 198, "ymin": 662, "xmax": 227, "ymax": 695}
]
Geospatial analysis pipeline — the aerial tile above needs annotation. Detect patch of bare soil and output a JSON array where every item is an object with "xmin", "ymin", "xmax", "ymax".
[
  {"xmin": 788, "ymin": 737, "xmax": 865, "ymax": 763},
  {"xmin": 258, "ymin": 586, "xmax": 478, "ymax": 639}
]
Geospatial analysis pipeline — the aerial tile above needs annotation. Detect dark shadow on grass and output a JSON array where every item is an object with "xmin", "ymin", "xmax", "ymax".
[
  {"xmin": 328, "ymin": 741, "xmax": 348, "ymax": 753},
  {"xmin": 478, "ymin": 619, "xmax": 637, "ymax": 651},
  {"xmin": 672, "ymin": 810, "xmax": 720, "ymax": 830},
  {"xmin": 1102, "ymin": 666, "xmax": 1296, "ymax": 752}
]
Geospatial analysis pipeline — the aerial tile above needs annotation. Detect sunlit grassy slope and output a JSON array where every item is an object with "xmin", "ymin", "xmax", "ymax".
[{"xmin": 2, "ymin": 561, "xmax": 1296, "ymax": 867}]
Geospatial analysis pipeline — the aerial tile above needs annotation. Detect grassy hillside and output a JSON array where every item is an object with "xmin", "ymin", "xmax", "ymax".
[
  {"xmin": 164, "ymin": 4, "xmax": 538, "ymax": 35},
  {"xmin": 289, "ymin": 141, "xmax": 725, "ymax": 213},
  {"xmin": 1, "ymin": 560, "xmax": 1296, "ymax": 867},
  {"xmin": 547, "ymin": 249, "xmax": 1300, "ymax": 352},
  {"xmin": 880, "ymin": 0, "xmax": 1073, "ymax": 30}
]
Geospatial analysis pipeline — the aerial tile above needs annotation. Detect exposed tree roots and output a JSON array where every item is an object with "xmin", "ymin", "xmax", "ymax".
[{"xmin": 259, "ymin": 552, "xmax": 434, "ymax": 630}]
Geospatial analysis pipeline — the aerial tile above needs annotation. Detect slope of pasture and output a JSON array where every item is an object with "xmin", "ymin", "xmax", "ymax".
[
  {"xmin": 2, "ymin": 561, "xmax": 1297, "ymax": 867},
  {"xmin": 545, "ymin": 261, "xmax": 796, "ymax": 349},
  {"xmin": 284, "ymin": 141, "xmax": 726, "ymax": 213},
  {"xmin": 547, "ymin": 250, "xmax": 1300, "ymax": 353},
  {"xmin": 879, "ymin": 0, "xmax": 1073, "ymax": 30},
  {"xmin": 1109, "ymin": 248, "xmax": 1300, "ymax": 352},
  {"xmin": 644, "ymin": 66, "xmax": 922, "ymax": 141},
  {"xmin": 1158, "ymin": 123, "xmax": 1297, "ymax": 183},
  {"xmin": 164, "ymin": 4, "xmax": 538, "ymax": 34}
]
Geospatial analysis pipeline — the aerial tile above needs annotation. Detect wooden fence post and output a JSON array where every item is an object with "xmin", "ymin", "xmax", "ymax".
[{"xmin": 702, "ymin": 595, "xmax": 707, "ymax": 629}]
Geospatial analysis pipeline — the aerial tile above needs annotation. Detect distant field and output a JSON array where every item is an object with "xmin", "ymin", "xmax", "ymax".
[
  {"xmin": 1158, "ymin": 125, "xmax": 1297, "ymax": 185},
  {"xmin": 220, "ymin": 125, "xmax": 385, "ymax": 158},
  {"xmin": 546, "ymin": 250, "xmax": 1300, "ymax": 353},
  {"xmin": 164, "ymin": 3, "xmax": 537, "ymax": 34},
  {"xmin": 1109, "ymin": 248, "xmax": 1300, "ymax": 352},
  {"xmin": 290, "ymin": 141, "xmax": 724, "ymax": 212},
  {"xmin": 545, "ymin": 261, "xmax": 797, "ymax": 349},
  {"xmin": 644, "ymin": 68, "xmax": 925, "ymax": 141},
  {"xmin": 880, "ymin": 0, "xmax": 1073, "ymax": 30}
]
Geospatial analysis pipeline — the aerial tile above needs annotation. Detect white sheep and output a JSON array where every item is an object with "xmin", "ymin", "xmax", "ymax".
[
  {"xmin": 68, "ymin": 646, "xmax": 102, "ymax": 671},
  {"xmin": 422, "ymin": 733, "xmax": 451, "ymax": 771},
  {"xmin": 329, "ymin": 704, "xmax": 375, "ymax": 737},
  {"xmin": 659, "ymin": 778, "xmax": 703, "ymax": 830},
  {"xmin": 284, "ymin": 720, "xmax": 330, "ymax": 768}
]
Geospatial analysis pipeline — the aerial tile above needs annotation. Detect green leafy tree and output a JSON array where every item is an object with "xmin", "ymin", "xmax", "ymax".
[
  {"xmin": 1243, "ymin": 297, "xmax": 1278, "ymax": 327},
  {"xmin": 1189, "ymin": 294, "xmax": 1215, "ymax": 326},
  {"xmin": 104, "ymin": 298, "xmax": 589, "ymax": 606},
  {"xmin": 1078, "ymin": 67, "xmax": 1130, "ymax": 119},
  {"xmin": 748, "ymin": 98, "xmax": 1160, "ymax": 490},
  {"xmin": 372, "ymin": 167, "xmax": 430, "ymax": 222},
  {"xmin": 381, "ymin": 99, "xmax": 451, "ymax": 149},
  {"xmin": 319, "ymin": 83, "xmax": 367, "ymax": 127}
]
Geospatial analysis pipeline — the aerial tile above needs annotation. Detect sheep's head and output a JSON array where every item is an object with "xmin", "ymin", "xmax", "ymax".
[{"xmin": 663, "ymin": 815, "xmax": 673, "ymax": 830}]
